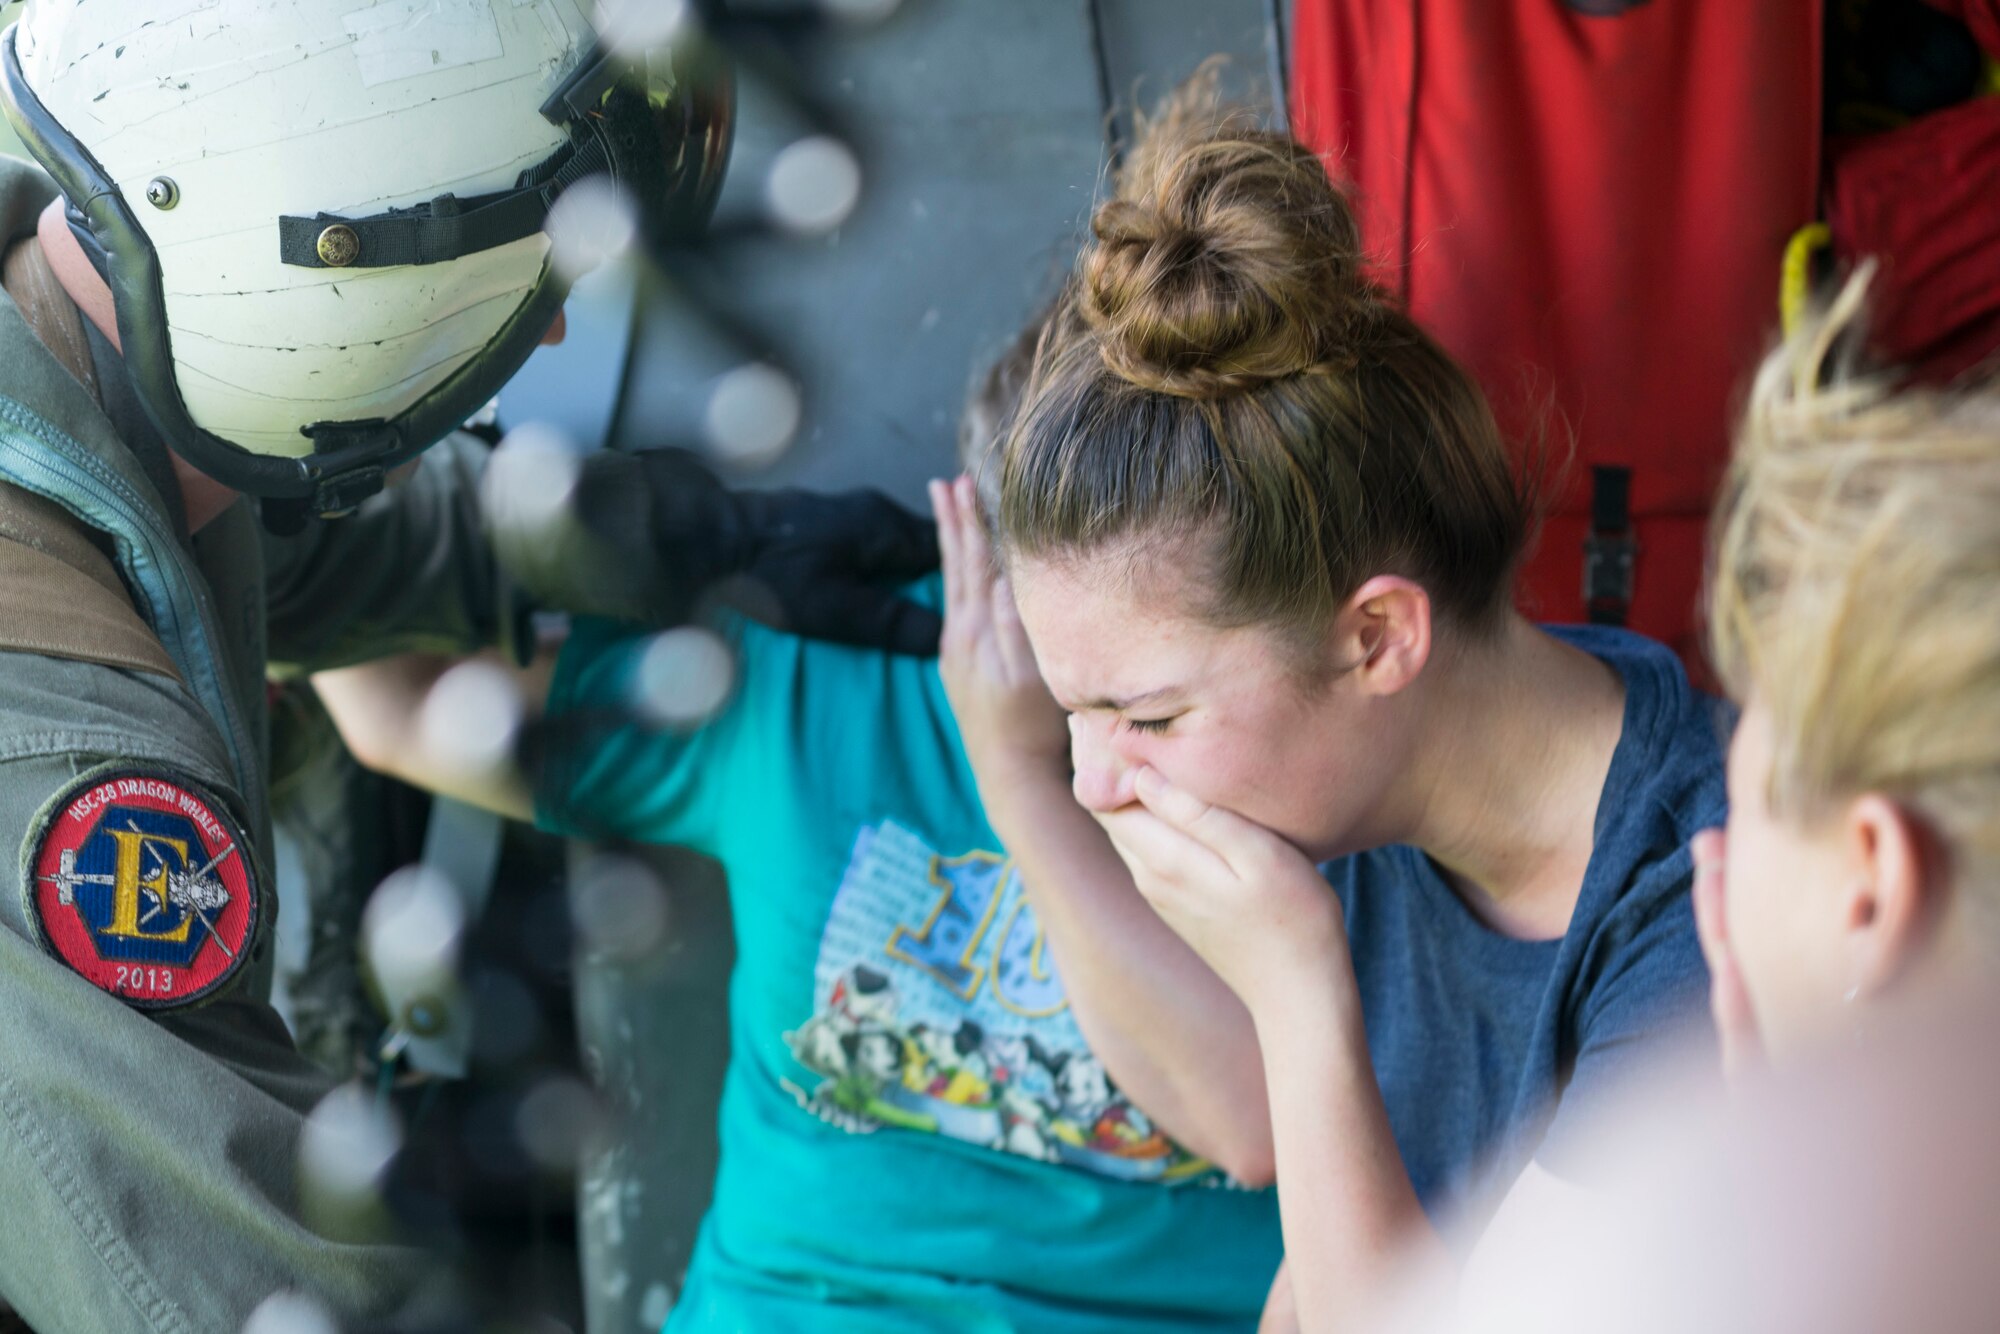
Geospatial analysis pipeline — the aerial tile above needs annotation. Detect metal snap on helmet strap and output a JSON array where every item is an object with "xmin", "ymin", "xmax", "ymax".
[
  {"xmin": 274, "ymin": 42, "xmax": 632, "ymax": 271},
  {"xmin": 274, "ymin": 131, "xmax": 611, "ymax": 270},
  {"xmin": 272, "ymin": 40, "xmax": 731, "ymax": 273}
]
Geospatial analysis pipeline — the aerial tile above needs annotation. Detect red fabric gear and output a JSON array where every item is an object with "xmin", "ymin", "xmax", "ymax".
[
  {"xmin": 1826, "ymin": 88, "xmax": 2000, "ymax": 384},
  {"xmin": 1291, "ymin": 1, "xmax": 1822, "ymax": 664}
]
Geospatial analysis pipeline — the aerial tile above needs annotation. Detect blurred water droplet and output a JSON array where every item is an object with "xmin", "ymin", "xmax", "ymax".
[
  {"xmin": 639, "ymin": 1282, "xmax": 674, "ymax": 1328},
  {"xmin": 418, "ymin": 660, "xmax": 525, "ymax": 780},
  {"xmin": 300, "ymin": 1083, "xmax": 403, "ymax": 1203},
  {"xmin": 632, "ymin": 627, "xmax": 735, "ymax": 729},
  {"xmin": 516, "ymin": 1075, "xmax": 604, "ymax": 1173},
  {"xmin": 241, "ymin": 1291, "xmax": 338, "ymax": 1334},
  {"xmin": 571, "ymin": 854, "xmax": 671, "ymax": 960},
  {"xmin": 361, "ymin": 864, "xmax": 466, "ymax": 1005},
  {"xmin": 702, "ymin": 363, "xmax": 801, "ymax": 468},
  {"xmin": 483, "ymin": 422, "xmax": 584, "ymax": 542},
  {"xmin": 547, "ymin": 174, "xmax": 639, "ymax": 282},
  {"xmin": 765, "ymin": 135, "xmax": 862, "ymax": 236},
  {"xmin": 592, "ymin": 0, "xmax": 691, "ymax": 62}
]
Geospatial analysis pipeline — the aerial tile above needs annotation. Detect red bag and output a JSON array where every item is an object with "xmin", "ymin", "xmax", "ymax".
[
  {"xmin": 1828, "ymin": 2, "xmax": 2000, "ymax": 382},
  {"xmin": 1826, "ymin": 97, "xmax": 2000, "ymax": 382},
  {"xmin": 1291, "ymin": 1, "xmax": 1822, "ymax": 664}
]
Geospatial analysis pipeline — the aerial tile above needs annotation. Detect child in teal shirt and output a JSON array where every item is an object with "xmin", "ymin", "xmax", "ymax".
[
  {"xmin": 315, "ymin": 336, "xmax": 1284, "ymax": 1330},
  {"xmin": 535, "ymin": 582, "xmax": 1280, "ymax": 1330}
]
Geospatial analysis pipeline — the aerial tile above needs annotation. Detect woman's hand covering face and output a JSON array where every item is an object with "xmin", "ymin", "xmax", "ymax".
[
  {"xmin": 1097, "ymin": 763, "xmax": 1349, "ymax": 1012},
  {"xmin": 932, "ymin": 475, "xmax": 1071, "ymax": 776}
]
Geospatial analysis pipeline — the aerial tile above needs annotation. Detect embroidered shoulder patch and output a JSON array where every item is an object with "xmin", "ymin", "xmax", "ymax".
[{"xmin": 24, "ymin": 768, "xmax": 258, "ymax": 1008}]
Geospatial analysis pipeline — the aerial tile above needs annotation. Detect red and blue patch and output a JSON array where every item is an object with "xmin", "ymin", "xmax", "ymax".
[{"xmin": 24, "ymin": 768, "xmax": 258, "ymax": 1009}]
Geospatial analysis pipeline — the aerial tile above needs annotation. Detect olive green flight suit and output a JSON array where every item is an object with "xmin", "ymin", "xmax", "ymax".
[{"xmin": 0, "ymin": 155, "xmax": 508, "ymax": 1333}]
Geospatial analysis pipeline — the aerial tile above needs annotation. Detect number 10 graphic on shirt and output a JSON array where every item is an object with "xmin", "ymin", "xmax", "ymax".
[
  {"xmin": 888, "ymin": 850, "xmax": 1065, "ymax": 1017},
  {"xmin": 783, "ymin": 820, "xmax": 1213, "ymax": 1184}
]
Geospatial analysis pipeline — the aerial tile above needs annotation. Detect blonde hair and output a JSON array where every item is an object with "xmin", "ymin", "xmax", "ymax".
[
  {"xmin": 1709, "ymin": 268, "xmax": 2000, "ymax": 899},
  {"xmin": 996, "ymin": 70, "xmax": 1531, "ymax": 647}
]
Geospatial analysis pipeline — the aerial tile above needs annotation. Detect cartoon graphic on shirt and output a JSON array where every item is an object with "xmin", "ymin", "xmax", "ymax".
[{"xmin": 783, "ymin": 820, "xmax": 1210, "ymax": 1183}]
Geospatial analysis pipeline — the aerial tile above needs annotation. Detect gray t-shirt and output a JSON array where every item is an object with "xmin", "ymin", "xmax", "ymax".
[{"xmin": 1326, "ymin": 624, "xmax": 1725, "ymax": 1222}]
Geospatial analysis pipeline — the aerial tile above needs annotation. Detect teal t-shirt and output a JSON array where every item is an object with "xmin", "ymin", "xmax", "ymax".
[{"xmin": 536, "ymin": 581, "xmax": 1283, "ymax": 1332}]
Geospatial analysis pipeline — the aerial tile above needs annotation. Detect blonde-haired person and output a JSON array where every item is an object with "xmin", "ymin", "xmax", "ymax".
[
  {"xmin": 968, "ymin": 84, "xmax": 1727, "ymax": 1329},
  {"xmin": 1695, "ymin": 270, "xmax": 2000, "ymax": 1074},
  {"xmin": 1366, "ymin": 281, "xmax": 2000, "ymax": 1334}
]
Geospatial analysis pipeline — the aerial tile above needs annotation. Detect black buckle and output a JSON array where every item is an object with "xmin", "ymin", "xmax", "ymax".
[
  {"xmin": 310, "ymin": 465, "xmax": 387, "ymax": 518},
  {"xmin": 1583, "ymin": 531, "xmax": 1637, "ymax": 626},
  {"xmin": 299, "ymin": 418, "xmax": 400, "ymax": 517},
  {"xmin": 1583, "ymin": 464, "xmax": 1636, "ymax": 627},
  {"xmin": 256, "ymin": 469, "xmax": 388, "ymax": 528}
]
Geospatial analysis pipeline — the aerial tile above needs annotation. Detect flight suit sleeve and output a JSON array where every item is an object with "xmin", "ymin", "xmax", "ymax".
[
  {"xmin": 262, "ymin": 431, "xmax": 521, "ymax": 674},
  {"xmin": 0, "ymin": 655, "xmax": 425, "ymax": 1332},
  {"xmin": 0, "ymin": 937, "xmax": 428, "ymax": 1333}
]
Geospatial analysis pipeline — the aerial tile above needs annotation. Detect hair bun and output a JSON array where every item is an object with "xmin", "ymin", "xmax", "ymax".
[{"xmin": 1078, "ymin": 114, "xmax": 1372, "ymax": 400}]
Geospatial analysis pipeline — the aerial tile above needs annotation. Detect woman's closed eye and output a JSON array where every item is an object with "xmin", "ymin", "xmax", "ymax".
[{"xmin": 1121, "ymin": 715, "xmax": 1176, "ymax": 736}]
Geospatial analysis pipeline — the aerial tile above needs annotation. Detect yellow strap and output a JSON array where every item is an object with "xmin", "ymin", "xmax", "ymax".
[{"xmin": 1780, "ymin": 222, "xmax": 1833, "ymax": 336}]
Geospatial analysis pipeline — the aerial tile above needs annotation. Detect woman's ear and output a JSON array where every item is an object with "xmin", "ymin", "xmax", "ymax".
[
  {"xmin": 1338, "ymin": 576, "xmax": 1432, "ymax": 698},
  {"xmin": 1841, "ymin": 794, "xmax": 1943, "ymax": 999}
]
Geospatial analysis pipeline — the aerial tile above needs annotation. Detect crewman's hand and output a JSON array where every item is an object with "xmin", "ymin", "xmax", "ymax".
[{"xmin": 489, "ymin": 445, "xmax": 942, "ymax": 655}]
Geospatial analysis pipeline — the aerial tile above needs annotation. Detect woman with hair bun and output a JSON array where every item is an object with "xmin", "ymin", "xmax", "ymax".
[
  {"xmin": 972, "ymin": 84, "xmax": 1727, "ymax": 1326},
  {"xmin": 311, "ymin": 307, "xmax": 1289, "ymax": 1332}
]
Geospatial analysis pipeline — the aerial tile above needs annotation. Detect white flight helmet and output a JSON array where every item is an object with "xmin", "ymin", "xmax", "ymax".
[{"xmin": 0, "ymin": 0, "xmax": 729, "ymax": 519}]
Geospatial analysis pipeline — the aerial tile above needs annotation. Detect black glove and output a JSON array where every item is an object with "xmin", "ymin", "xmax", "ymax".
[{"xmin": 492, "ymin": 447, "xmax": 943, "ymax": 656}]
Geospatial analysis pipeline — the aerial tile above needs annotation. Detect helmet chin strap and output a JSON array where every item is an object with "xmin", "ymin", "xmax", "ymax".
[
  {"xmin": 35, "ymin": 198, "xmax": 364, "ymax": 532},
  {"xmin": 38, "ymin": 201, "xmax": 242, "ymax": 533},
  {"xmin": 61, "ymin": 196, "xmax": 109, "ymax": 284}
]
